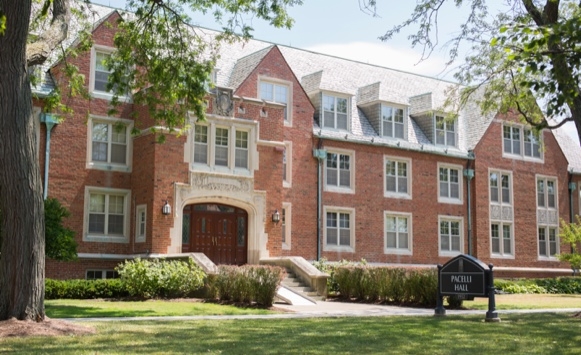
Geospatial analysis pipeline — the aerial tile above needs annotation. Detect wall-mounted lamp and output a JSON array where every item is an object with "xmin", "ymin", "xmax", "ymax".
[
  {"xmin": 272, "ymin": 210, "xmax": 280, "ymax": 223},
  {"xmin": 162, "ymin": 200, "xmax": 172, "ymax": 215}
]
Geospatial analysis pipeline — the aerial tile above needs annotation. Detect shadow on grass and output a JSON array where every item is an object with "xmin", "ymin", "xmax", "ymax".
[
  {"xmin": 46, "ymin": 304, "xmax": 154, "ymax": 318},
  {"xmin": 3, "ymin": 313, "xmax": 581, "ymax": 354}
]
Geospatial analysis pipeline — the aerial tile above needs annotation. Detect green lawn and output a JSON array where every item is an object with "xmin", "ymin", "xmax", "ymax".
[
  {"xmin": 463, "ymin": 293, "xmax": 581, "ymax": 310},
  {"xmin": 2, "ymin": 313, "xmax": 581, "ymax": 354},
  {"xmin": 45, "ymin": 299, "xmax": 274, "ymax": 318}
]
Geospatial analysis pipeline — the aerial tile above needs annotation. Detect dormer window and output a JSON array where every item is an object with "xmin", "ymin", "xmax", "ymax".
[
  {"xmin": 259, "ymin": 80, "xmax": 290, "ymax": 123},
  {"xmin": 381, "ymin": 105, "xmax": 405, "ymax": 139},
  {"xmin": 435, "ymin": 115, "xmax": 456, "ymax": 147},
  {"xmin": 323, "ymin": 94, "xmax": 349, "ymax": 130},
  {"xmin": 503, "ymin": 124, "xmax": 542, "ymax": 160}
]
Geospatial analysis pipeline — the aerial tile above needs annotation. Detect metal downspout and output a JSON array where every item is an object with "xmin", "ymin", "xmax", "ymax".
[
  {"xmin": 40, "ymin": 113, "xmax": 59, "ymax": 200},
  {"xmin": 314, "ymin": 138, "xmax": 326, "ymax": 261},
  {"xmin": 464, "ymin": 151, "xmax": 475, "ymax": 256},
  {"xmin": 568, "ymin": 170, "xmax": 577, "ymax": 275},
  {"xmin": 317, "ymin": 158, "xmax": 322, "ymax": 260}
]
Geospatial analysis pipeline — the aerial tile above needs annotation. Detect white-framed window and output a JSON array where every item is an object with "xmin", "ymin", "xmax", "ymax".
[
  {"xmin": 135, "ymin": 204, "xmax": 146, "ymax": 243},
  {"xmin": 489, "ymin": 170, "xmax": 512, "ymax": 205},
  {"xmin": 502, "ymin": 124, "xmax": 542, "ymax": 160},
  {"xmin": 324, "ymin": 206, "xmax": 355, "ymax": 252},
  {"xmin": 86, "ymin": 116, "xmax": 133, "ymax": 172},
  {"xmin": 325, "ymin": 149, "xmax": 355, "ymax": 193},
  {"xmin": 191, "ymin": 118, "xmax": 257, "ymax": 176},
  {"xmin": 384, "ymin": 156, "xmax": 411, "ymax": 199},
  {"xmin": 384, "ymin": 212, "xmax": 412, "ymax": 255},
  {"xmin": 259, "ymin": 80, "xmax": 291, "ymax": 124},
  {"xmin": 439, "ymin": 216, "xmax": 463, "ymax": 256},
  {"xmin": 84, "ymin": 187, "xmax": 130, "ymax": 243},
  {"xmin": 381, "ymin": 105, "xmax": 405, "ymax": 139},
  {"xmin": 283, "ymin": 141, "xmax": 292, "ymax": 188},
  {"xmin": 90, "ymin": 45, "xmax": 130, "ymax": 101},
  {"xmin": 491, "ymin": 222, "xmax": 513, "ymax": 257},
  {"xmin": 282, "ymin": 202, "xmax": 291, "ymax": 250},
  {"xmin": 538, "ymin": 226, "xmax": 559, "ymax": 259},
  {"xmin": 435, "ymin": 115, "xmax": 456, "ymax": 147},
  {"xmin": 537, "ymin": 176, "xmax": 559, "ymax": 260},
  {"xmin": 537, "ymin": 177, "xmax": 557, "ymax": 209},
  {"xmin": 86, "ymin": 270, "xmax": 119, "ymax": 280},
  {"xmin": 438, "ymin": 164, "xmax": 462, "ymax": 204},
  {"xmin": 193, "ymin": 125, "xmax": 209, "ymax": 164},
  {"xmin": 322, "ymin": 94, "xmax": 349, "ymax": 130}
]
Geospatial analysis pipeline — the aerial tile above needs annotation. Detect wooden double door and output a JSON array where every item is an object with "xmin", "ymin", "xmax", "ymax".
[{"xmin": 182, "ymin": 204, "xmax": 248, "ymax": 265}]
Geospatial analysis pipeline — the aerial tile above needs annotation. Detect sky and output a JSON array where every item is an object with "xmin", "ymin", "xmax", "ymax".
[{"xmin": 91, "ymin": 0, "xmax": 579, "ymax": 144}]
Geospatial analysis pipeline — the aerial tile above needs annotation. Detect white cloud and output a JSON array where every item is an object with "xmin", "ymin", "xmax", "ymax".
[{"xmin": 305, "ymin": 42, "xmax": 455, "ymax": 81}]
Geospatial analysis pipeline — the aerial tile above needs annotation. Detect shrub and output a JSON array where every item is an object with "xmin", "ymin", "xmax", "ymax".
[
  {"xmin": 45, "ymin": 278, "xmax": 129, "ymax": 299},
  {"xmin": 211, "ymin": 265, "xmax": 284, "ymax": 306},
  {"xmin": 116, "ymin": 257, "xmax": 206, "ymax": 299},
  {"xmin": 495, "ymin": 277, "xmax": 581, "ymax": 294},
  {"xmin": 329, "ymin": 264, "xmax": 439, "ymax": 307}
]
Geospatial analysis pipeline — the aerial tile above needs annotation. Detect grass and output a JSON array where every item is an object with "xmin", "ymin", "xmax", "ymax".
[
  {"xmin": 45, "ymin": 299, "xmax": 274, "ymax": 318},
  {"xmin": 2, "ymin": 313, "xmax": 581, "ymax": 354},
  {"xmin": 463, "ymin": 293, "xmax": 581, "ymax": 310}
]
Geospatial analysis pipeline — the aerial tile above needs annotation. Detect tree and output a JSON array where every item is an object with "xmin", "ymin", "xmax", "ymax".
[
  {"xmin": 0, "ymin": 0, "xmax": 300, "ymax": 322},
  {"xmin": 0, "ymin": 198, "xmax": 77, "ymax": 262},
  {"xmin": 559, "ymin": 217, "xmax": 581, "ymax": 272},
  {"xmin": 364, "ymin": 0, "xmax": 581, "ymax": 143},
  {"xmin": 44, "ymin": 198, "xmax": 77, "ymax": 262}
]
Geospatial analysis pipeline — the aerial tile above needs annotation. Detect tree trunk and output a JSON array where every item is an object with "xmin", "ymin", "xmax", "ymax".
[{"xmin": 0, "ymin": 0, "xmax": 46, "ymax": 321}]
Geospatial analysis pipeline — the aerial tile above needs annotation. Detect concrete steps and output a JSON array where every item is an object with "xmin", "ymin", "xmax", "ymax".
[{"xmin": 276, "ymin": 269, "xmax": 324, "ymax": 305}]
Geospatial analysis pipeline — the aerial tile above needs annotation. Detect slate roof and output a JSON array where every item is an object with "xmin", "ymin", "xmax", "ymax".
[
  {"xmin": 553, "ymin": 127, "xmax": 581, "ymax": 174},
  {"xmin": 31, "ymin": 2, "xmax": 117, "ymax": 96},
  {"xmin": 34, "ymin": 2, "xmax": 580, "ymax": 164}
]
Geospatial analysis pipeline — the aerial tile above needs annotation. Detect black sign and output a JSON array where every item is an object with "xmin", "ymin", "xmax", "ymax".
[{"xmin": 439, "ymin": 254, "xmax": 489, "ymax": 297}]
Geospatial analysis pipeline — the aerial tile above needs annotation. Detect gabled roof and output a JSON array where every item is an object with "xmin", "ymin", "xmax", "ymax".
[
  {"xmin": 228, "ymin": 45, "xmax": 274, "ymax": 90},
  {"xmin": 32, "ymin": 3, "xmax": 118, "ymax": 96},
  {"xmin": 34, "ymin": 2, "xmax": 580, "ymax": 163},
  {"xmin": 553, "ymin": 127, "xmax": 581, "ymax": 174}
]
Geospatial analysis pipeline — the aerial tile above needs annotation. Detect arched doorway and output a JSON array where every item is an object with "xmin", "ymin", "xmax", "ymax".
[{"xmin": 182, "ymin": 203, "xmax": 248, "ymax": 265}]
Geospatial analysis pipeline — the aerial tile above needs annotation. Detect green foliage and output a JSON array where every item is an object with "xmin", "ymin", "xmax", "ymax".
[
  {"xmin": 0, "ymin": 10, "xmax": 5, "ymax": 35},
  {"xmin": 312, "ymin": 258, "xmax": 362, "ymax": 295},
  {"xmin": 330, "ymin": 265, "xmax": 439, "ymax": 307},
  {"xmin": 116, "ymin": 257, "xmax": 206, "ymax": 299},
  {"xmin": 495, "ymin": 277, "xmax": 581, "ymax": 294},
  {"xmin": 44, "ymin": 198, "xmax": 77, "ymax": 261},
  {"xmin": 376, "ymin": 0, "xmax": 581, "ymax": 140},
  {"xmin": 1, "ymin": 198, "xmax": 77, "ymax": 261},
  {"xmin": 104, "ymin": 0, "xmax": 302, "ymax": 134},
  {"xmin": 45, "ymin": 278, "xmax": 129, "ymax": 299},
  {"xmin": 210, "ymin": 265, "xmax": 285, "ymax": 306},
  {"xmin": 558, "ymin": 217, "xmax": 581, "ymax": 270}
]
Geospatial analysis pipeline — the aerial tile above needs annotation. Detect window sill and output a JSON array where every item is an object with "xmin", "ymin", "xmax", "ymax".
[
  {"xmin": 502, "ymin": 153, "xmax": 544, "ymax": 163},
  {"xmin": 282, "ymin": 243, "xmax": 291, "ymax": 251},
  {"xmin": 537, "ymin": 256, "xmax": 559, "ymax": 262},
  {"xmin": 324, "ymin": 186, "xmax": 355, "ymax": 194},
  {"xmin": 490, "ymin": 254, "xmax": 515, "ymax": 260},
  {"xmin": 84, "ymin": 235, "xmax": 129, "ymax": 243},
  {"xmin": 384, "ymin": 192, "xmax": 411, "ymax": 200},
  {"xmin": 439, "ymin": 250, "xmax": 463, "ymax": 257},
  {"xmin": 384, "ymin": 248, "xmax": 412, "ymax": 256},
  {"xmin": 90, "ymin": 91, "xmax": 132, "ymax": 103},
  {"xmin": 438, "ymin": 197, "xmax": 463, "ymax": 205},
  {"xmin": 324, "ymin": 246, "xmax": 354, "ymax": 253},
  {"xmin": 87, "ymin": 162, "xmax": 131, "ymax": 173}
]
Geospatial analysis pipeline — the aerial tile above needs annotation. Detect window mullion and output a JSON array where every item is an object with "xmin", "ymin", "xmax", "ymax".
[
  {"xmin": 107, "ymin": 123, "xmax": 112, "ymax": 163},
  {"xmin": 209, "ymin": 123, "xmax": 215, "ymax": 168},
  {"xmin": 103, "ymin": 195, "xmax": 109, "ymax": 235}
]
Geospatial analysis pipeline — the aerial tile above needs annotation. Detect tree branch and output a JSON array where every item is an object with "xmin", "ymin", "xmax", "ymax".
[
  {"xmin": 26, "ymin": 0, "xmax": 71, "ymax": 67},
  {"xmin": 521, "ymin": 0, "xmax": 544, "ymax": 25}
]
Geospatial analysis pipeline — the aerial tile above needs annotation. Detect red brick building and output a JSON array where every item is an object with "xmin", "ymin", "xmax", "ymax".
[{"xmin": 32, "ymin": 6, "xmax": 581, "ymax": 279}]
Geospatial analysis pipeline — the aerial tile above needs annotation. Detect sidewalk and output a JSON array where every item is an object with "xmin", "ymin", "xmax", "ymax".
[{"xmin": 64, "ymin": 300, "xmax": 581, "ymax": 322}]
